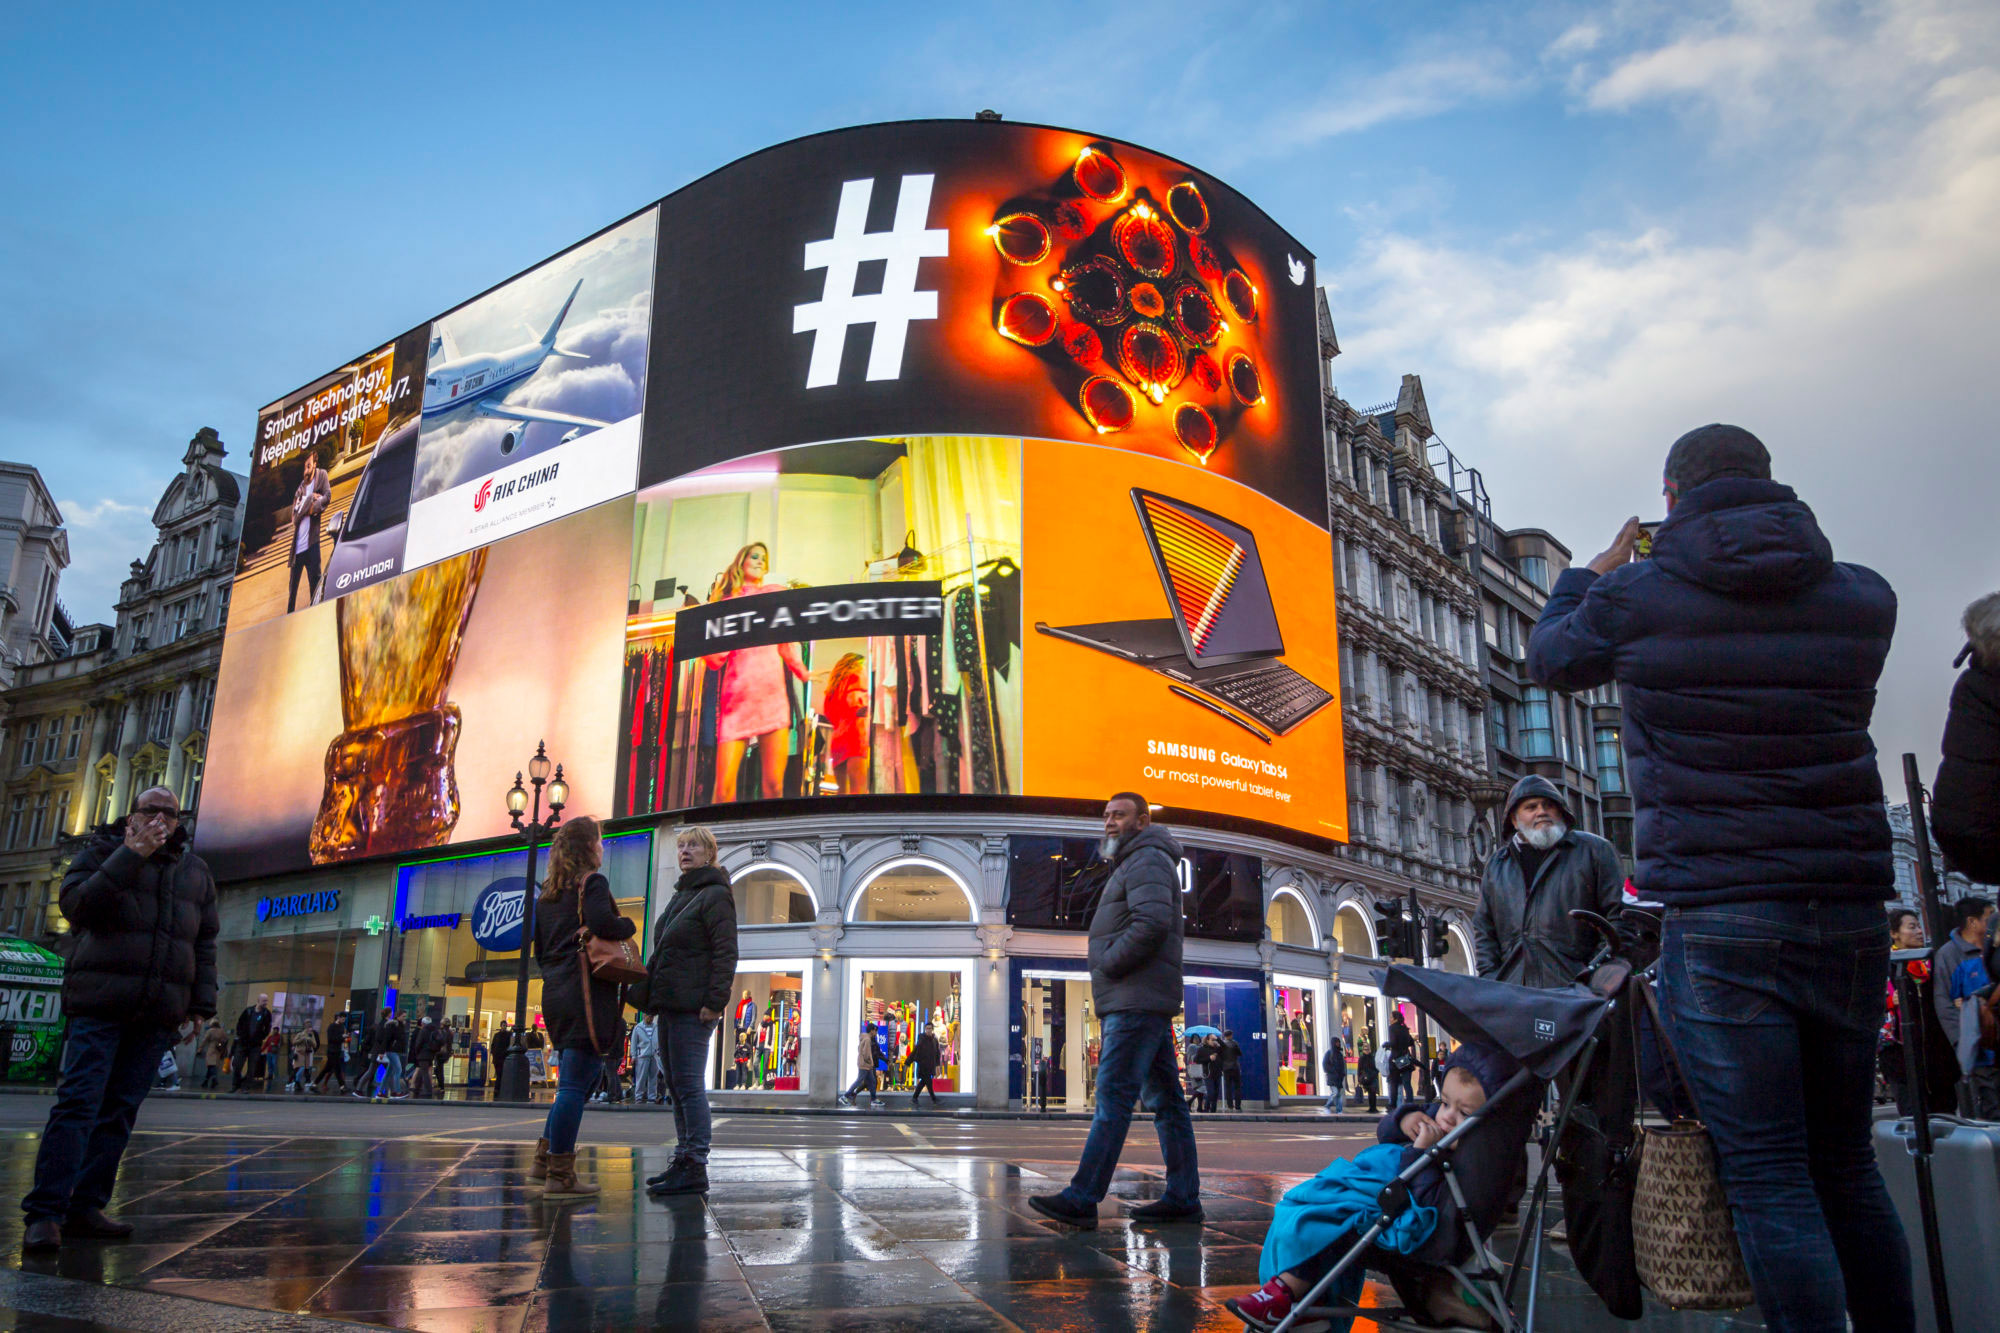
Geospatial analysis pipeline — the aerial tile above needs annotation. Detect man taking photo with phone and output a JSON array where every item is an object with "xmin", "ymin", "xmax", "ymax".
[
  {"xmin": 21, "ymin": 788, "xmax": 218, "ymax": 1254},
  {"xmin": 1527, "ymin": 424, "xmax": 1909, "ymax": 1331}
]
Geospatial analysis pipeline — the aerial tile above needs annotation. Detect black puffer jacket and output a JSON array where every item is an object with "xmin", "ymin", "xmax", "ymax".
[
  {"xmin": 1528, "ymin": 477, "xmax": 1897, "ymax": 906},
  {"xmin": 638, "ymin": 865, "xmax": 738, "ymax": 1016},
  {"xmin": 534, "ymin": 872, "xmax": 637, "ymax": 1053},
  {"xmin": 60, "ymin": 821, "xmax": 218, "ymax": 1028},
  {"xmin": 1934, "ymin": 597, "xmax": 2000, "ymax": 884},
  {"xmin": 1087, "ymin": 823, "xmax": 1185, "ymax": 1016},
  {"xmin": 1473, "ymin": 776, "xmax": 1626, "ymax": 988}
]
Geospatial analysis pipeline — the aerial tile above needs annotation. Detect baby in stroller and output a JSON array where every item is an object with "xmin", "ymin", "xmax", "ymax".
[{"xmin": 1228, "ymin": 1043, "xmax": 1520, "ymax": 1332}]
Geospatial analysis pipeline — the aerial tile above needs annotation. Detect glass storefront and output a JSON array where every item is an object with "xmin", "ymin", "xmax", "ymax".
[
  {"xmin": 1019, "ymin": 968, "xmax": 1097, "ymax": 1110},
  {"xmin": 1339, "ymin": 984, "xmax": 1382, "ymax": 1095},
  {"xmin": 389, "ymin": 831, "xmax": 653, "ymax": 1082},
  {"xmin": 1271, "ymin": 975, "xmax": 1323, "ymax": 1098},
  {"xmin": 709, "ymin": 965, "xmax": 808, "ymax": 1092},
  {"xmin": 846, "ymin": 961, "xmax": 972, "ymax": 1095},
  {"xmin": 1177, "ymin": 971, "xmax": 1268, "ymax": 1103}
]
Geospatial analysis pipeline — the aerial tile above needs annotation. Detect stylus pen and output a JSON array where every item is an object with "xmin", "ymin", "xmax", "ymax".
[{"xmin": 1167, "ymin": 685, "xmax": 1273, "ymax": 745}]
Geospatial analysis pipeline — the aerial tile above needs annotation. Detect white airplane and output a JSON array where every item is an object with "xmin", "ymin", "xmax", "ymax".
[{"xmin": 421, "ymin": 278, "xmax": 608, "ymax": 453}]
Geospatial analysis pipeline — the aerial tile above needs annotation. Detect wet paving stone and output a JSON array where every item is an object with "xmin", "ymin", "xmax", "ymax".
[{"xmin": 0, "ymin": 1129, "xmax": 1767, "ymax": 1330}]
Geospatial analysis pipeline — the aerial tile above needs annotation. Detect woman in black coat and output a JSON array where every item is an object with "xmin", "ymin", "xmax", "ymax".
[
  {"xmin": 530, "ymin": 815, "xmax": 636, "ymax": 1199},
  {"xmin": 635, "ymin": 824, "xmax": 737, "ymax": 1198}
]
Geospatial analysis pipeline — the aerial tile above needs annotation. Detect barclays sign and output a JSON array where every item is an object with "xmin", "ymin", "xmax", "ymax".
[
  {"xmin": 257, "ymin": 890, "xmax": 340, "ymax": 922},
  {"xmin": 470, "ymin": 877, "xmax": 529, "ymax": 953}
]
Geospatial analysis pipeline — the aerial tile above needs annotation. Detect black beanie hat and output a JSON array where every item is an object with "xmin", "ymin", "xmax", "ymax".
[{"xmin": 1663, "ymin": 424, "xmax": 1771, "ymax": 497}]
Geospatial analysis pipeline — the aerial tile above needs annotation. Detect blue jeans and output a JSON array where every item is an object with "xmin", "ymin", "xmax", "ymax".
[
  {"xmin": 379, "ymin": 1051, "xmax": 404, "ymax": 1096},
  {"xmin": 661, "ymin": 1012, "xmax": 716, "ymax": 1163},
  {"xmin": 1324, "ymin": 1069, "xmax": 1345, "ymax": 1113},
  {"xmin": 542, "ymin": 1047, "xmax": 604, "ymax": 1154},
  {"xmin": 23, "ymin": 1018, "xmax": 171, "ymax": 1223},
  {"xmin": 1059, "ymin": 1011, "xmax": 1200, "ymax": 1211},
  {"xmin": 1660, "ymin": 899, "xmax": 1913, "ymax": 1333}
]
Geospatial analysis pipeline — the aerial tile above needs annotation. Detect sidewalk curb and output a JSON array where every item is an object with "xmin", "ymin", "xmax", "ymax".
[{"xmin": 0, "ymin": 1082, "xmax": 1381, "ymax": 1125}]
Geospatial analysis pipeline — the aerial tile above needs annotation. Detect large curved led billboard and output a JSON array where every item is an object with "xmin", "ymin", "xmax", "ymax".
[{"xmin": 199, "ymin": 119, "xmax": 1346, "ymax": 882}]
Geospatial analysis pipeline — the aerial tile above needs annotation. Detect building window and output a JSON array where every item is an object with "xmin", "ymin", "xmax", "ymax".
[
  {"xmin": 849, "ymin": 861, "xmax": 974, "ymax": 923},
  {"xmin": 4, "ymin": 796, "xmax": 24, "ymax": 850},
  {"xmin": 1596, "ymin": 727, "xmax": 1625, "ymax": 795},
  {"xmin": 147, "ymin": 692, "xmax": 174, "ymax": 743},
  {"xmin": 1489, "ymin": 701, "xmax": 1512, "ymax": 755},
  {"xmin": 1518, "ymin": 556, "xmax": 1550, "ymax": 593},
  {"xmin": 168, "ymin": 601, "xmax": 191, "ymax": 642},
  {"xmin": 194, "ymin": 678, "xmax": 217, "ymax": 732},
  {"xmin": 180, "ymin": 739, "xmax": 206, "ymax": 814},
  {"xmin": 27, "ymin": 792, "xmax": 50, "ymax": 846},
  {"xmin": 214, "ymin": 584, "xmax": 231, "ymax": 629},
  {"xmin": 64, "ymin": 716, "xmax": 83, "ymax": 760},
  {"xmin": 13, "ymin": 723, "xmax": 38, "ymax": 769},
  {"xmin": 132, "ymin": 614, "xmax": 151, "ymax": 650},
  {"xmin": 731, "ymin": 865, "xmax": 816, "ymax": 926},
  {"xmin": 39, "ymin": 724, "xmax": 60, "ymax": 764},
  {"xmin": 1521, "ymin": 688, "xmax": 1555, "ymax": 758},
  {"xmin": 53, "ymin": 790, "xmax": 71, "ymax": 842},
  {"xmin": 92, "ymin": 766, "xmax": 115, "ymax": 826}
]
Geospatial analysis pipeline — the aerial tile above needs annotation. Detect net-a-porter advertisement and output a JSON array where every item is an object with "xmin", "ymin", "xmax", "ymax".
[{"xmin": 198, "ymin": 119, "xmax": 1344, "ymax": 881}]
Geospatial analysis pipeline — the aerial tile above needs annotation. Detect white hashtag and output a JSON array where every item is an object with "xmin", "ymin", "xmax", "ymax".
[{"xmin": 793, "ymin": 174, "xmax": 950, "ymax": 389}]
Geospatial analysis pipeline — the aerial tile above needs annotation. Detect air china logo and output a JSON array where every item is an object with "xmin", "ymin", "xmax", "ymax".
[
  {"xmin": 794, "ymin": 174, "xmax": 949, "ymax": 389},
  {"xmin": 473, "ymin": 478, "xmax": 493, "ymax": 512}
]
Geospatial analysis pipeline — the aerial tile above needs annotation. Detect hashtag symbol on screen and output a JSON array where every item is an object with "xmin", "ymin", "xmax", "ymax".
[{"xmin": 793, "ymin": 174, "xmax": 950, "ymax": 389}]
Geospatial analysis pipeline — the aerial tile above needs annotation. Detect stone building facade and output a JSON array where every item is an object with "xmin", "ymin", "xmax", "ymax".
[
  {"xmin": 0, "ymin": 429, "xmax": 245, "ymax": 947},
  {"xmin": 1319, "ymin": 307, "xmax": 1489, "ymax": 986},
  {"xmin": 0, "ymin": 463, "xmax": 70, "ymax": 687}
]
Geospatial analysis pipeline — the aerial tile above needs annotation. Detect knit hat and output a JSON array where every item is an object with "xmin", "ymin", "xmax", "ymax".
[{"xmin": 1663, "ymin": 424, "xmax": 1771, "ymax": 498}]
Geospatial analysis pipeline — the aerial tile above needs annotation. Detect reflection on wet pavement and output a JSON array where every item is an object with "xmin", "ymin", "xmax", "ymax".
[{"xmin": 0, "ymin": 1128, "xmax": 1768, "ymax": 1331}]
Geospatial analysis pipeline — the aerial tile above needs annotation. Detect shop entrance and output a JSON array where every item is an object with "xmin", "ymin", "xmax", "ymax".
[
  {"xmin": 856, "ymin": 968, "xmax": 966, "ymax": 1094},
  {"xmin": 1020, "ymin": 971, "xmax": 1097, "ymax": 1110},
  {"xmin": 1272, "ymin": 978, "xmax": 1321, "ymax": 1098},
  {"xmin": 710, "ymin": 969, "xmax": 806, "ymax": 1091}
]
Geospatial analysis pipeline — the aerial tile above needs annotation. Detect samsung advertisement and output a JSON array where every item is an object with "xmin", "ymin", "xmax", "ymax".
[{"xmin": 200, "ymin": 119, "xmax": 1346, "ymax": 881}]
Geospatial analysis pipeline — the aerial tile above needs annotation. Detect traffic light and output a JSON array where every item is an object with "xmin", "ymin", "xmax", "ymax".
[
  {"xmin": 1373, "ymin": 899, "xmax": 1412, "ymax": 960},
  {"xmin": 1425, "ymin": 914, "xmax": 1450, "ymax": 961}
]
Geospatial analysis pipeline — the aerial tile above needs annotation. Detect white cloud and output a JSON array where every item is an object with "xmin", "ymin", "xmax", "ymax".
[
  {"xmin": 1261, "ymin": 54, "xmax": 1519, "ymax": 151},
  {"xmin": 1329, "ymin": 0, "xmax": 2000, "ymax": 787},
  {"xmin": 53, "ymin": 492, "xmax": 164, "ymax": 627}
]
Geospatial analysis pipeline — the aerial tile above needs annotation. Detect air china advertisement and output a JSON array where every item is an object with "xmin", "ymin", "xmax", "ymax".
[{"xmin": 200, "ymin": 120, "xmax": 1343, "ymax": 881}]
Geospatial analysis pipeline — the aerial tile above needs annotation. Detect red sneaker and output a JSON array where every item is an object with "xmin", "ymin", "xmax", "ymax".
[{"xmin": 1224, "ymin": 1277, "xmax": 1294, "ymax": 1330}]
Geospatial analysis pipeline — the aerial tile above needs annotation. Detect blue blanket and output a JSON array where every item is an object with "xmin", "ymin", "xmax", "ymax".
[{"xmin": 1260, "ymin": 1143, "xmax": 1438, "ymax": 1288}]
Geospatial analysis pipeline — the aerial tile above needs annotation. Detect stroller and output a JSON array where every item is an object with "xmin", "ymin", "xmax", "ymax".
[{"xmin": 1263, "ymin": 937, "xmax": 1636, "ymax": 1333}]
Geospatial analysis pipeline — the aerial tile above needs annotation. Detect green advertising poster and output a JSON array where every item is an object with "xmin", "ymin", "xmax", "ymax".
[{"xmin": 0, "ymin": 936, "xmax": 65, "ymax": 1084}]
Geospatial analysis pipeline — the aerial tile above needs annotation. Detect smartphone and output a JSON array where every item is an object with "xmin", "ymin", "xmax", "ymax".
[{"xmin": 1634, "ymin": 521, "xmax": 1663, "ymax": 560}]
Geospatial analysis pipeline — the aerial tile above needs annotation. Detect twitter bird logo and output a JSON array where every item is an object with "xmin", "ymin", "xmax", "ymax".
[{"xmin": 1287, "ymin": 254, "xmax": 1306, "ymax": 286}]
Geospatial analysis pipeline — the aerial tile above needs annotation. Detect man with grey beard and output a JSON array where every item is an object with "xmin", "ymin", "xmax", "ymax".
[{"xmin": 1472, "ymin": 776, "xmax": 1625, "ymax": 989}]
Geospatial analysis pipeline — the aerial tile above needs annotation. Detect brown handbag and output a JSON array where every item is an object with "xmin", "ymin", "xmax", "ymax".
[
  {"xmin": 575, "ymin": 923, "xmax": 643, "ymax": 1059},
  {"xmin": 1629, "ymin": 980, "xmax": 1756, "ymax": 1310}
]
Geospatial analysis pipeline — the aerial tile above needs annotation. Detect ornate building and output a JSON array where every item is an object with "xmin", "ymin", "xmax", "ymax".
[
  {"xmin": 1318, "ymin": 296, "xmax": 1490, "ymax": 992},
  {"xmin": 0, "ymin": 429, "xmax": 244, "ymax": 946},
  {"xmin": 0, "ymin": 463, "xmax": 70, "ymax": 687}
]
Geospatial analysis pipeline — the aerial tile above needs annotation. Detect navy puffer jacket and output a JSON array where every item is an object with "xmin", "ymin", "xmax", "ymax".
[{"xmin": 1527, "ymin": 477, "xmax": 1896, "ymax": 906}]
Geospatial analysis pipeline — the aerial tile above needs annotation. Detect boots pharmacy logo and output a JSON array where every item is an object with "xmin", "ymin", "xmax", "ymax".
[
  {"xmin": 472, "ymin": 478, "xmax": 493, "ymax": 512},
  {"xmin": 793, "ymin": 174, "xmax": 950, "ymax": 389},
  {"xmin": 470, "ymin": 877, "xmax": 528, "ymax": 952}
]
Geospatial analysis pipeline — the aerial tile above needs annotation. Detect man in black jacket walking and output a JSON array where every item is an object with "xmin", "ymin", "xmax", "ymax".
[
  {"xmin": 22, "ymin": 788, "xmax": 217, "ymax": 1253},
  {"xmin": 909, "ymin": 1023, "xmax": 943, "ymax": 1108},
  {"xmin": 1934, "ymin": 591, "xmax": 2000, "ymax": 884},
  {"xmin": 1473, "ymin": 775, "xmax": 1625, "ymax": 990},
  {"xmin": 1031, "ymin": 792, "xmax": 1202, "ymax": 1228},
  {"xmin": 231, "ymin": 994, "xmax": 272, "ymax": 1091},
  {"xmin": 1528, "ymin": 424, "xmax": 1910, "ymax": 1331}
]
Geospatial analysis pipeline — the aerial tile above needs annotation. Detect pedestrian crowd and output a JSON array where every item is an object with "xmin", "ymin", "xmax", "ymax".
[{"xmin": 16, "ymin": 425, "xmax": 2000, "ymax": 1333}]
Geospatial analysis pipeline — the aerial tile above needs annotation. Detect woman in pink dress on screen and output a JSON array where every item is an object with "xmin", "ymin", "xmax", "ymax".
[{"xmin": 703, "ymin": 543, "xmax": 807, "ymax": 803}]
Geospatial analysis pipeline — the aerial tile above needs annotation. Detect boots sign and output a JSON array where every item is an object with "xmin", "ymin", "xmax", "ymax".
[{"xmin": 471, "ymin": 877, "xmax": 529, "ymax": 953}]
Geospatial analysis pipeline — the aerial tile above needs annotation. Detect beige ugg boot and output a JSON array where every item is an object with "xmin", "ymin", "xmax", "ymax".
[
  {"xmin": 542, "ymin": 1151, "xmax": 599, "ymax": 1200},
  {"xmin": 528, "ymin": 1136, "xmax": 551, "ymax": 1182}
]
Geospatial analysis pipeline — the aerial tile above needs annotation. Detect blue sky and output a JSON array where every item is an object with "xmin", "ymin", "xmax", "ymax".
[{"xmin": 8, "ymin": 1, "xmax": 1996, "ymax": 781}]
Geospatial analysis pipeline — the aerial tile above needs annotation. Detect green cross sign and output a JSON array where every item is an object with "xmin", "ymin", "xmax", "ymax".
[{"xmin": 363, "ymin": 914, "xmax": 387, "ymax": 936}]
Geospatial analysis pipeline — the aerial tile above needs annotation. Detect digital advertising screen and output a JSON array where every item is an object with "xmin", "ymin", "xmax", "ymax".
[{"xmin": 200, "ymin": 119, "xmax": 1344, "ymax": 882}]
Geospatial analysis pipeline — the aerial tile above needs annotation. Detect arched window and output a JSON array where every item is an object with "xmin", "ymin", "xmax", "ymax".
[
  {"xmin": 1439, "ymin": 925, "xmax": 1474, "ymax": 975},
  {"xmin": 731, "ymin": 864, "xmax": 816, "ymax": 927},
  {"xmin": 1265, "ymin": 887, "xmax": 1318, "ymax": 947},
  {"xmin": 1333, "ymin": 902, "xmax": 1376, "ymax": 958},
  {"xmin": 850, "ymin": 860, "xmax": 975, "ymax": 923}
]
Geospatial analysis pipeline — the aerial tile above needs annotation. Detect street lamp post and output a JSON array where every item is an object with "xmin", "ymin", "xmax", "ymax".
[{"xmin": 496, "ymin": 741, "xmax": 567, "ymax": 1104}]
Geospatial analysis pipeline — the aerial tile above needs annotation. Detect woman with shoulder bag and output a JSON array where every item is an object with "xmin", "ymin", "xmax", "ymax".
[
  {"xmin": 528, "ymin": 815, "xmax": 637, "ymax": 1199},
  {"xmin": 636, "ymin": 825, "xmax": 737, "ymax": 1197}
]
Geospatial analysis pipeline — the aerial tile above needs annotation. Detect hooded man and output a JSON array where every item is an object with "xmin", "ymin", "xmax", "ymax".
[
  {"xmin": 21, "ymin": 787, "xmax": 217, "ymax": 1254},
  {"xmin": 1030, "ymin": 792, "xmax": 1202, "ymax": 1229},
  {"xmin": 1933, "ymin": 591, "xmax": 2000, "ymax": 885},
  {"xmin": 1473, "ymin": 776, "xmax": 1625, "ymax": 990},
  {"xmin": 1526, "ymin": 423, "xmax": 1909, "ymax": 1332}
]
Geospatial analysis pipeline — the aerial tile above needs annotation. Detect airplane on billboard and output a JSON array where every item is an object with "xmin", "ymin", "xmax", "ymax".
[{"xmin": 422, "ymin": 278, "xmax": 609, "ymax": 454}]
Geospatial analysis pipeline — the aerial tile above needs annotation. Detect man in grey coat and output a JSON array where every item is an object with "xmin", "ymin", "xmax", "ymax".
[
  {"xmin": 1031, "ymin": 793, "xmax": 1202, "ymax": 1228},
  {"xmin": 1473, "ymin": 776, "xmax": 1625, "ymax": 989}
]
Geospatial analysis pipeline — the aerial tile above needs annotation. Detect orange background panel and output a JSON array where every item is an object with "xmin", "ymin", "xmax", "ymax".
[{"xmin": 1022, "ymin": 438, "xmax": 1346, "ymax": 841}]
